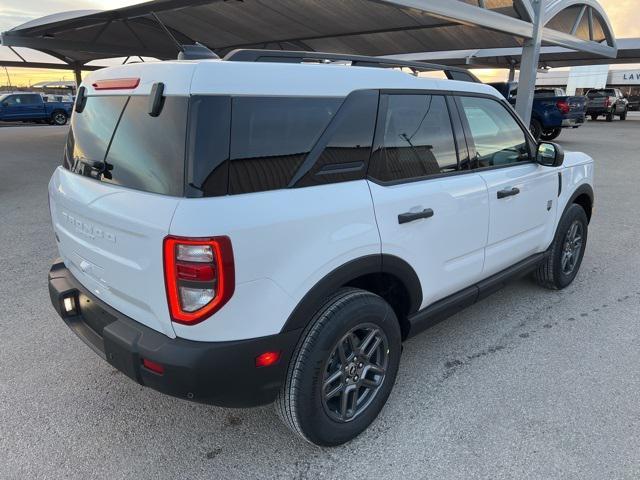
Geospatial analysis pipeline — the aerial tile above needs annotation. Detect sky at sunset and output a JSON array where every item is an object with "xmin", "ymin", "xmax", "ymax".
[{"xmin": 1, "ymin": 0, "xmax": 639, "ymax": 87}]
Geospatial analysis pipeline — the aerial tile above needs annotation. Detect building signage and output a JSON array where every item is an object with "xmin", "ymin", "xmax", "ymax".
[{"xmin": 610, "ymin": 70, "xmax": 640, "ymax": 85}]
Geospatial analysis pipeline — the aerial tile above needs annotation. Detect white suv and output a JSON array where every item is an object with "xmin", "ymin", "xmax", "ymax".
[{"xmin": 48, "ymin": 50, "xmax": 594, "ymax": 446}]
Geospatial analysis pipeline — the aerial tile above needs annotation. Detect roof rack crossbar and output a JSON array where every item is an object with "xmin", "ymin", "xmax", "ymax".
[{"xmin": 223, "ymin": 49, "xmax": 480, "ymax": 82}]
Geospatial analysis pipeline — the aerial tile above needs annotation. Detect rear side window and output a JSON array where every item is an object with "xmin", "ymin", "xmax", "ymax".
[
  {"xmin": 369, "ymin": 94, "xmax": 458, "ymax": 183},
  {"xmin": 229, "ymin": 97, "xmax": 341, "ymax": 194},
  {"xmin": 458, "ymin": 96, "xmax": 529, "ymax": 167},
  {"xmin": 65, "ymin": 95, "xmax": 188, "ymax": 196}
]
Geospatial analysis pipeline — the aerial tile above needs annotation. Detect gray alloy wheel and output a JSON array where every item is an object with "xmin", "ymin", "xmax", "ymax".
[
  {"xmin": 560, "ymin": 220, "xmax": 584, "ymax": 276},
  {"xmin": 276, "ymin": 288, "xmax": 401, "ymax": 446},
  {"xmin": 535, "ymin": 203, "xmax": 588, "ymax": 290},
  {"xmin": 321, "ymin": 323, "xmax": 389, "ymax": 423},
  {"xmin": 52, "ymin": 111, "xmax": 68, "ymax": 126}
]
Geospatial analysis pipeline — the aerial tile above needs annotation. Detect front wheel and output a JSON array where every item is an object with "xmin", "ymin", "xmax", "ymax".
[
  {"xmin": 606, "ymin": 110, "xmax": 614, "ymax": 122},
  {"xmin": 276, "ymin": 288, "xmax": 401, "ymax": 446},
  {"xmin": 540, "ymin": 128, "xmax": 562, "ymax": 141},
  {"xmin": 620, "ymin": 108, "xmax": 628, "ymax": 121},
  {"xmin": 590, "ymin": 114, "xmax": 598, "ymax": 121},
  {"xmin": 534, "ymin": 204, "xmax": 588, "ymax": 290}
]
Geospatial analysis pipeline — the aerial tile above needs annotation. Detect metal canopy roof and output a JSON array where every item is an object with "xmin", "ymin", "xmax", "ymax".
[
  {"xmin": 387, "ymin": 39, "xmax": 640, "ymax": 69},
  {"xmin": 0, "ymin": 0, "xmax": 617, "ymax": 69}
]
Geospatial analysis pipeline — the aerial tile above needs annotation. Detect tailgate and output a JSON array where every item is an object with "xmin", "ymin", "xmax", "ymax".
[
  {"xmin": 49, "ymin": 168, "xmax": 180, "ymax": 338},
  {"xmin": 567, "ymin": 96, "xmax": 586, "ymax": 113}
]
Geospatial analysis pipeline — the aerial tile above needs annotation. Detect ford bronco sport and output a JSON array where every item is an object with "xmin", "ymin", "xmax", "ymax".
[{"xmin": 48, "ymin": 50, "xmax": 594, "ymax": 446}]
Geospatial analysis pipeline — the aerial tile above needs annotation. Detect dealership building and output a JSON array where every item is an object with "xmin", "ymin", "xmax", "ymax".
[{"xmin": 531, "ymin": 66, "xmax": 640, "ymax": 96}]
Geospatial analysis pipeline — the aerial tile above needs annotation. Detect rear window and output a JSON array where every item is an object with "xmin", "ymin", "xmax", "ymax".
[
  {"xmin": 65, "ymin": 95, "xmax": 188, "ymax": 196},
  {"xmin": 587, "ymin": 89, "xmax": 614, "ymax": 98}
]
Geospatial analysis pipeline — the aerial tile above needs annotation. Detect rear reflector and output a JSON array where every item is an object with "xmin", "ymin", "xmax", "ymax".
[
  {"xmin": 92, "ymin": 78, "xmax": 140, "ymax": 90},
  {"xmin": 164, "ymin": 236, "xmax": 235, "ymax": 325},
  {"xmin": 142, "ymin": 358, "xmax": 164, "ymax": 374},
  {"xmin": 255, "ymin": 351, "xmax": 281, "ymax": 368}
]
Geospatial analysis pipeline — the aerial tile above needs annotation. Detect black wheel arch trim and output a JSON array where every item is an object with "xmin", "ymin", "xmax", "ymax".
[
  {"xmin": 279, "ymin": 254, "xmax": 422, "ymax": 333},
  {"xmin": 563, "ymin": 182, "xmax": 594, "ymax": 222}
]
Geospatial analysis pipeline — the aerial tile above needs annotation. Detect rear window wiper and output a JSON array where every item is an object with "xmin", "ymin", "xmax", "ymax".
[{"xmin": 76, "ymin": 158, "xmax": 114, "ymax": 180}]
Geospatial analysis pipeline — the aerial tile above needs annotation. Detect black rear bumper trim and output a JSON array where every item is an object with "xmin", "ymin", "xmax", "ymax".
[{"xmin": 48, "ymin": 259, "xmax": 301, "ymax": 408}]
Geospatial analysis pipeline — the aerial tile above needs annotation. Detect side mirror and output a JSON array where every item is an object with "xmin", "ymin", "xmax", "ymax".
[{"xmin": 537, "ymin": 142, "xmax": 564, "ymax": 167}]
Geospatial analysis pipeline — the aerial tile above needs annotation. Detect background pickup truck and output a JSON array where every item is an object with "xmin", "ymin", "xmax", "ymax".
[
  {"xmin": 0, "ymin": 92, "xmax": 73, "ymax": 125},
  {"xmin": 489, "ymin": 83, "xmax": 587, "ymax": 141},
  {"xmin": 585, "ymin": 88, "xmax": 629, "ymax": 121}
]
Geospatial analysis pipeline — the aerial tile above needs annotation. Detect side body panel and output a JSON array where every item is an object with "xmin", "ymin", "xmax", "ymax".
[
  {"xmin": 169, "ymin": 180, "xmax": 380, "ymax": 341},
  {"xmin": 368, "ymin": 175, "xmax": 489, "ymax": 309},
  {"xmin": 480, "ymin": 163, "xmax": 559, "ymax": 276}
]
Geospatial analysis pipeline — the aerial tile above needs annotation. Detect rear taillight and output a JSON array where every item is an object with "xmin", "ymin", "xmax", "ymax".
[
  {"xmin": 163, "ymin": 236, "xmax": 234, "ymax": 325},
  {"xmin": 604, "ymin": 97, "xmax": 611, "ymax": 108},
  {"xmin": 556, "ymin": 99, "xmax": 570, "ymax": 114}
]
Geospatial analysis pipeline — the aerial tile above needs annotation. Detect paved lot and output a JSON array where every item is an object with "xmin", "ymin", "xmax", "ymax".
[{"xmin": 1, "ymin": 116, "xmax": 639, "ymax": 480}]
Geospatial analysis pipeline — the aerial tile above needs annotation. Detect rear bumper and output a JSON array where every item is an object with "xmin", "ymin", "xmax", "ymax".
[
  {"xmin": 562, "ymin": 116, "xmax": 585, "ymax": 128},
  {"xmin": 48, "ymin": 259, "xmax": 301, "ymax": 408}
]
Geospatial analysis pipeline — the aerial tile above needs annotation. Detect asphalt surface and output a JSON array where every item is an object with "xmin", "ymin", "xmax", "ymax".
[{"xmin": 1, "ymin": 116, "xmax": 640, "ymax": 479}]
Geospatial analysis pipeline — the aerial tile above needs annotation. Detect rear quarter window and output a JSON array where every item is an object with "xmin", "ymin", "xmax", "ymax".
[{"xmin": 229, "ymin": 96, "xmax": 341, "ymax": 194}]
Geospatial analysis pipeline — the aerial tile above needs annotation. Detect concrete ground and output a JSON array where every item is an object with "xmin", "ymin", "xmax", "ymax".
[{"xmin": 1, "ymin": 115, "xmax": 639, "ymax": 480}]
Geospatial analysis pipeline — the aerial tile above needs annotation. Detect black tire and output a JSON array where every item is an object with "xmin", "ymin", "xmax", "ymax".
[
  {"xmin": 620, "ymin": 108, "xmax": 627, "ymax": 121},
  {"xmin": 534, "ymin": 204, "xmax": 588, "ymax": 290},
  {"xmin": 51, "ymin": 110, "xmax": 68, "ymax": 126},
  {"xmin": 540, "ymin": 128, "xmax": 562, "ymax": 141},
  {"xmin": 590, "ymin": 114, "xmax": 598, "ymax": 121},
  {"xmin": 606, "ymin": 110, "xmax": 614, "ymax": 122},
  {"xmin": 276, "ymin": 288, "xmax": 401, "ymax": 446},
  {"xmin": 529, "ymin": 119, "xmax": 542, "ymax": 141}
]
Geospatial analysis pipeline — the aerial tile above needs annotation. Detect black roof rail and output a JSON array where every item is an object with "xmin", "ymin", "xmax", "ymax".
[{"xmin": 223, "ymin": 49, "xmax": 480, "ymax": 83}]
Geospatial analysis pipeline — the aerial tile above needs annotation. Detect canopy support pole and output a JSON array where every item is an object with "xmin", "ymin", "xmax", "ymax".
[
  {"xmin": 73, "ymin": 66, "xmax": 82, "ymax": 89},
  {"xmin": 515, "ymin": 0, "xmax": 543, "ymax": 126}
]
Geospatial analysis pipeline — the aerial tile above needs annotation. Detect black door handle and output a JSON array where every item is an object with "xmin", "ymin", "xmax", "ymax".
[
  {"xmin": 497, "ymin": 187, "xmax": 520, "ymax": 199},
  {"xmin": 398, "ymin": 208, "xmax": 434, "ymax": 224}
]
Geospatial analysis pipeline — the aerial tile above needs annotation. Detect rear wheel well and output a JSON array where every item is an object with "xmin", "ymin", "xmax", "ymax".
[
  {"xmin": 345, "ymin": 273, "xmax": 412, "ymax": 339},
  {"xmin": 573, "ymin": 193, "xmax": 592, "ymax": 222}
]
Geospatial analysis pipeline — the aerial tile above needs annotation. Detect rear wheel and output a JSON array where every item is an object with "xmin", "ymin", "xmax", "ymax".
[
  {"xmin": 590, "ymin": 114, "xmax": 598, "ymax": 121},
  {"xmin": 534, "ymin": 204, "xmax": 588, "ymax": 290},
  {"xmin": 51, "ymin": 110, "xmax": 68, "ymax": 126},
  {"xmin": 620, "ymin": 108, "xmax": 628, "ymax": 121},
  {"xmin": 529, "ymin": 119, "xmax": 542, "ymax": 141},
  {"xmin": 606, "ymin": 110, "xmax": 614, "ymax": 122},
  {"xmin": 540, "ymin": 128, "xmax": 562, "ymax": 141},
  {"xmin": 276, "ymin": 288, "xmax": 401, "ymax": 446}
]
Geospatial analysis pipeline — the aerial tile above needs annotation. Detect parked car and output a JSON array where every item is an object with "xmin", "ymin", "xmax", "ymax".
[
  {"xmin": 490, "ymin": 82, "xmax": 587, "ymax": 141},
  {"xmin": 48, "ymin": 51, "xmax": 594, "ymax": 446},
  {"xmin": 0, "ymin": 92, "xmax": 72, "ymax": 125},
  {"xmin": 627, "ymin": 94, "xmax": 640, "ymax": 111},
  {"xmin": 586, "ymin": 88, "xmax": 628, "ymax": 121}
]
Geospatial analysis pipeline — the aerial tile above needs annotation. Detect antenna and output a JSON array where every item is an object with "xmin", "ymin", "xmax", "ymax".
[{"xmin": 3, "ymin": 66, "xmax": 13, "ymax": 92}]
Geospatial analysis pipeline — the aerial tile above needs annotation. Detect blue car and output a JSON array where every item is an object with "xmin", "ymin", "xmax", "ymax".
[
  {"xmin": 0, "ymin": 92, "xmax": 73, "ymax": 125},
  {"xmin": 490, "ymin": 83, "xmax": 587, "ymax": 141}
]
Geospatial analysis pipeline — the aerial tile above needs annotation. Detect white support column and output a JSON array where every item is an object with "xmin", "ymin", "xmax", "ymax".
[{"xmin": 514, "ymin": 0, "xmax": 544, "ymax": 126}]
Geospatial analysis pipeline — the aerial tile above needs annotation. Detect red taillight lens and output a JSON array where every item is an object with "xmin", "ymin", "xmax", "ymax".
[
  {"xmin": 255, "ymin": 351, "xmax": 281, "ymax": 368},
  {"xmin": 163, "ymin": 236, "xmax": 234, "ymax": 325},
  {"xmin": 92, "ymin": 77, "xmax": 140, "ymax": 90},
  {"xmin": 556, "ymin": 100, "xmax": 570, "ymax": 114},
  {"xmin": 604, "ymin": 97, "xmax": 611, "ymax": 108}
]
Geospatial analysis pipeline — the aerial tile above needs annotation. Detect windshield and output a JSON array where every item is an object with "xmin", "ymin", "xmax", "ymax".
[{"xmin": 64, "ymin": 95, "xmax": 188, "ymax": 196}]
